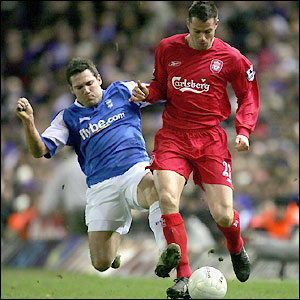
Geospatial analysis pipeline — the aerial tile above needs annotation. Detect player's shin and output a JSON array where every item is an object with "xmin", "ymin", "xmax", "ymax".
[
  {"xmin": 216, "ymin": 209, "xmax": 243, "ymax": 254},
  {"xmin": 148, "ymin": 201, "xmax": 167, "ymax": 254},
  {"xmin": 161, "ymin": 213, "xmax": 192, "ymax": 279}
]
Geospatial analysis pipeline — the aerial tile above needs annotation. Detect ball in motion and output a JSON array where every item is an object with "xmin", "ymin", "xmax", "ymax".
[{"xmin": 188, "ymin": 266, "xmax": 227, "ymax": 299}]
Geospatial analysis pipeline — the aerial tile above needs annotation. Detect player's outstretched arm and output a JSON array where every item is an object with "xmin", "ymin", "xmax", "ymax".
[
  {"xmin": 234, "ymin": 134, "xmax": 249, "ymax": 152},
  {"xmin": 16, "ymin": 97, "xmax": 49, "ymax": 158},
  {"xmin": 129, "ymin": 80, "xmax": 149, "ymax": 102}
]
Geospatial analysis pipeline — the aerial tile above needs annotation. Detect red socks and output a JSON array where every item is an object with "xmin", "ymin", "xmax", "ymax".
[
  {"xmin": 160, "ymin": 210, "xmax": 243, "ymax": 279},
  {"xmin": 161, "ymin": 213, "xmax": 192, "ymax": 279},
  {"xmin": 217, "ymin": 209, "xmax": 243, "ymax": 254}
]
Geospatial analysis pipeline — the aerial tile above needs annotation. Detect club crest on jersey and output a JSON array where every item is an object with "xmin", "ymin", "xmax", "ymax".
[
  {"xmin": 210, "ymin": 59, "xmax": 223, "ymax": 73},
  {"xmin": 105, "ymin": 99, "xmax": 113, "ymax": 109}
]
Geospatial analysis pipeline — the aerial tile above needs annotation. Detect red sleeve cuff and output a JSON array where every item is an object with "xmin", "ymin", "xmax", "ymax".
[{"xmin": 237, "ymin": 128, "xmax": 250, "ymax": 139}]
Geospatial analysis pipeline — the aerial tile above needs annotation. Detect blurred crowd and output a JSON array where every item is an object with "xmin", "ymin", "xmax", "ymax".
[{"xmin": 1, "ymin": 2, "xmax": 299, "ymax": 244}]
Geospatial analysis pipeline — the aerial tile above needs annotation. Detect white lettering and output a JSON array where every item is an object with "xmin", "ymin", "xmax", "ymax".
[
  {"xmin": 79, "ymin": 113, "xmax": 125, "ymax": 140},
  {"xmin": 98, "ymin": 119, "xmax": 106, "ymax": 128},
  {"xmin": 89, "ymin": 123, "xmax": 99, "ymax": 133},
  {"xmin": 172, "ymin": 76, "xmax": 210, "ymax": 94},
  {"xmin": 222, "ymin": 161, "xmax": 232, "ymax": 183},
  {"xmin": 79, "ymin": 129, "xmax": 91, "ymax": 140}
]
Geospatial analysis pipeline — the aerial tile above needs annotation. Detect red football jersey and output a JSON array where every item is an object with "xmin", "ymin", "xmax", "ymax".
[{"xmin": 147, "ymin": 34, "xmax": 260, "ymax": 138}]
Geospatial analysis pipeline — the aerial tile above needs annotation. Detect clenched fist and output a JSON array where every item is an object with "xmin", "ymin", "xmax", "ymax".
[
  {"xmin": 16, "ymin": 97, "xmax": 34, "ymax": 121},
  {"xmin": 235, "ymin": 135, "xmax": 249, "ymax": 152}
]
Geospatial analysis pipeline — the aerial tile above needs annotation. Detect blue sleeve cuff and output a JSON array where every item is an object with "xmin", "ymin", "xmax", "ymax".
[{"xmin": 40, "ymin": 136, "xmax": 57, "ymax": 158}]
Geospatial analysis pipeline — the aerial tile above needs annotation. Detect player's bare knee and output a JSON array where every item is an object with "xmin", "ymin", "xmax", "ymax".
[
  {"xmin": 92, "ymin": 257, "xmax": 112, "ymax": 272},
  {"xmin": 159, "ymin": 190, "xmax": 178, "ymax": 211},
  {"xmin": 215, "ymin": 212, "xmax": 233, "ymax": 228}
]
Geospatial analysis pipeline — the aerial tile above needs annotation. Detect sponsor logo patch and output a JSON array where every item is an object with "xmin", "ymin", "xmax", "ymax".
[
  {"xmin": 246, "ymin": 64, "xmax": 256, "ymax": 81},
  {"xmin": 172, "ymin": 76, "xmax": 210, "ymax": 94},
  {"xmin": 79, "ymin": 113, "xmax": 125, "ymax": 140}
]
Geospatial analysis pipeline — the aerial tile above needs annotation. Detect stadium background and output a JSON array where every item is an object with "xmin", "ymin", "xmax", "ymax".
[{"xmin": 1, "ymin": 1, "xmax": 299, "ymax": 280}]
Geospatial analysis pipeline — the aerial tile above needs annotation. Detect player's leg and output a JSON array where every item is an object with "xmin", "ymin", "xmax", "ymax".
[
  {"xmin": 135, "ymin": 171, "xmax": 167, "ymax": 254},
  {"xmin": 85, "ymin": 176, "xmax": 133, "ymax": 273},
  {"xmin": 202, "ymin": 183, "xmax": 250, "ymax": 282},
  {"xmin": 191, "ymin": 125, "xmax": 250, "ymax": 282},
  {"xmin": 137, "ymin": 170, "xmax": 182, "ymax": 279},
  {"xmin": 118, "ymin": 161, "xmax": 169, "ymax": 265},
  {"xmin": 125, "ymin": 162, "xmax": 185, "ymax": 277},
  {"xmin": 88, "ymin": 231, "xmax": 121, "ymax": 272},
  {"xmin": 153, "ymin": 169, "xmax": 192, "ymax": 298},
  {"xmin": 145, "ymin": 128, "xmax": 193, "ymax": 298}
]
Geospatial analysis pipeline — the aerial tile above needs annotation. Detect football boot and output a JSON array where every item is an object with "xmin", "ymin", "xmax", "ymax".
[
  {"xmin": 230, "ymin": 246, "xmax": 250, "ymax": 282},
  {"xmin": 155, "ymin": 243, "xmax": 181, "ymax": 278}
]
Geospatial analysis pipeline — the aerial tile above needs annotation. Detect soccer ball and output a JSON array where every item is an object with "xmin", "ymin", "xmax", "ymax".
[{"xmin": 188, "ymin": 266, "xmax": 227, "ymax": 299}]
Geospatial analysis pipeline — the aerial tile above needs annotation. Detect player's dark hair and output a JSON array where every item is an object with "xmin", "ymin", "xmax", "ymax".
[
  {"xmin": 66, "ymin": 57, "xmax": 99, "ymax": 86},
  {"xmin": 188, "ymin": 1, "xmax": 218, "ymax": 23}
]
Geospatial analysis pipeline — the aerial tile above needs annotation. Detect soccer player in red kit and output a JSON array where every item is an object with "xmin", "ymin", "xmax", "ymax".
[{"xmin": 129, "ymin": 1, "xmax": 259, "ymax": 298}]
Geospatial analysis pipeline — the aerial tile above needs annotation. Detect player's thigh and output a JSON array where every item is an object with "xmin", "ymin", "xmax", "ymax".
[
  {"xmin": 193, "ymin": 156, "xmax": 233, "ymax": 190},
  {"xmin": 88, "ymin": 231, "xmax": 121, "ymax": 266},
  {"xmin": 202, "ymin": 183, "xmax": 234, "ymax": 227},
  {"xmin": 153, "ymin": 169, "xmax": 186, "ymax": 214},
  {"xmin": 136, "ymin": 171, "xmax": 158, "ymax": 209},
  {"xmin": 86, "ymin": 177, "xmax": 132, "ymax": 235},
  {"xmin": 121, "ymin": 161, "xmax": 154, "ymax": 210}
]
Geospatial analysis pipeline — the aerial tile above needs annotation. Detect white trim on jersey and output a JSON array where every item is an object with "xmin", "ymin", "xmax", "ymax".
[
  {"xmin": 74, "ymin": 99, "xmax": 85, "ymax": 107},
  {"xmin": 41, "ymin": 110, "xmax": 69, "ymax": 153},
  {"xmin": 121, "ymin": 81, "xmax": 151, "ymax": 108}
]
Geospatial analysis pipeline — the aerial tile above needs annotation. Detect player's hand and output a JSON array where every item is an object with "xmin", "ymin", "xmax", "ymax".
[
  {"xmin": 234, "ymin": 135, "xmax": 249, "ymax": 152},
  {"xmin": 129, "ymin": 80, "xmax": 149, "ymax": 102},
  {"xmin": 16, "ymin": 97, "xmax": 34, "ymax": 121}
]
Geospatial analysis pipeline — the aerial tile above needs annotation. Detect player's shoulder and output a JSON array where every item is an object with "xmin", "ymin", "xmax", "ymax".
[
  {"xmin": 215, "ymin": 38, "xmax": 242, "ymax": 59},
  {"xmin": 61, "ymin": 100, "xmax": 89, "ymax": 122},
  {"xmin": 63, "ymin": 101, "xmax": 81, "ymax": 114},
  {"xmin": 106, "ymin": 80, "xmax": 137, "ymax": 94},
  {"xmin": 216, "ymin": 38, "xmax": 254, "ymax": 73},
  {"xmin": 159, "ymin": 33, "xmax": 187, "ymax": 48}
]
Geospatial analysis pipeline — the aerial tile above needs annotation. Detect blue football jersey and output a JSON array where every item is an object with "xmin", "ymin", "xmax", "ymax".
[{"xmin": 41, "ymin": 81, "xmax": 151, "ymax": 187}]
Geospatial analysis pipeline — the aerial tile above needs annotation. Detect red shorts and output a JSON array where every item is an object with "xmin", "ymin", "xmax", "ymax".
[{"xmin": 147, "ymin": 125, "xmax": 234, "ymax": 191}]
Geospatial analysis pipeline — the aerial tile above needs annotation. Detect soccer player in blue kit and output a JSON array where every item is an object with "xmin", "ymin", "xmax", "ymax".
[{"xmin": 15, "ymin": 57, "xmax": 168, "ymax": 273}]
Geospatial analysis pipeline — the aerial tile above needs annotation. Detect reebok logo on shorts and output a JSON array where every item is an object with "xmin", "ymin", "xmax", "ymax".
[{"xmin": 149, "ymin": 154, "xmax": 155, "ymax": 166}]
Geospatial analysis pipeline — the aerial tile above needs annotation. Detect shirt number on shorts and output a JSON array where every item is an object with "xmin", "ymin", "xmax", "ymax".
[{"xmin": 222, "ymin": 161, "xmax": 232, "ymax": 184}]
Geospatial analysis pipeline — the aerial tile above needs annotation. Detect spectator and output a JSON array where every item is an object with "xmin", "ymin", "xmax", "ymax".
[{"xmin": 1, "ymin": 1, "xmax": 298, "ymax": 247}]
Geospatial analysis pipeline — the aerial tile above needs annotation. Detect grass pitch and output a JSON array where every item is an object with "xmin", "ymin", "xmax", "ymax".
[{"xmin": 1, "ymin": 267, "xmax": 299, "ymax": 299}]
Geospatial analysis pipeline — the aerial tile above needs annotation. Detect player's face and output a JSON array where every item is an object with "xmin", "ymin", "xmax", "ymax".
[
  {"xmin": 186, "ymin": 17, "xmax": 219, "ymax": 50},
  {"xmin": 69, "ymin": 69, "xmax": 103, "ymax": 107}
]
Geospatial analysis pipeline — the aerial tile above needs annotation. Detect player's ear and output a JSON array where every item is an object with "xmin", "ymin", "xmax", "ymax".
[
  {"xmin": 186, "ymin": 18, "xmax": 190, "ymax": 30},
  {"xmin": 97, "ymin": 74, "xmax": 102, "ymax": 86},
  {"xmin": 215, "ymin": 18, "xmax": 219, "ymax": 29},
  {"xmin": 69, "ymin": 85, "xmax": 75, "ymax": 95}
]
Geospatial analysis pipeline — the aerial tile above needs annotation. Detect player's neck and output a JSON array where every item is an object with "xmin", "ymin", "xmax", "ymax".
[{"xmin": 185, "ymin": 35, "xmax": 215, "ymax": 51}]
